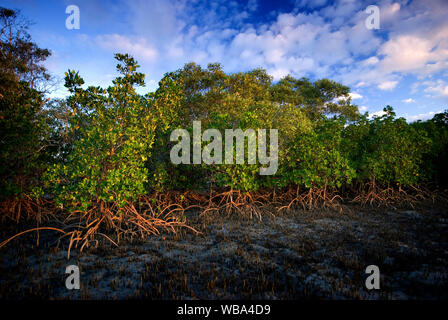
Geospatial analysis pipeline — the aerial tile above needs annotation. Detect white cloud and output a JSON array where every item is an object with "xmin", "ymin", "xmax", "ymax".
[
  {"xmin": 96, "ymin": 34, "xmax": 158, "ymax": 62},
  {"xmin": 369, "ymin": 110, "xmax": 387, "ymax": 118},
  {"xmin": 116, "ymin": 1, "xmax": 371, "ymax": 82},
  {"xmin": 359, "ymin": 105, "xmax": 368, "ymax": 112},
  {"xmin": 349, "ymin": 92, "xmax": 363, "ymax": 100},
  {"xmin": 402, "ymin": 98, "xmax": 416, "ymax": 103},
  {"xmin": 247, "ymin": 0, "xmax": 258, "ymax": 12},
  {"xmin": 336, "ymin": 91, "xmax": 362, "ymax": 103},
  {"xmin": 361, "ymin": 56, "xmax": 379, "ymax": 66},
  {"xmin": 406, "ymin": 111, "xmax": 442, "ymax": 122},
  {"xmin": 423, "ymin": 80, "xmax": 448, "ymax": 97},
  {"xmin": 84, "ymin": 0, "xmax": 448, "ymax": 107},
  {"xmin": 378, "ymin": 81, "xmax": 398, "ymax": 91},
  {"xmin": 269, "ymin": 68, "xmax": 290, "ymax": 81},
  {"xmin": 378, "ymin": 34, "xmax": 447, "ymax": 75}
]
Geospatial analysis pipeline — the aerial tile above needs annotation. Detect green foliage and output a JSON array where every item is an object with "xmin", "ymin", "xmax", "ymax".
[
  {"xmin": 409, "ymin": 110, "xmax": 448, "ymax": 186},
  {"xmin": 0, "ymin": 7, "xmax": 51, "ymax": 198},
  {"xmin": 205, "ymin": 112, "xmax": 261, "ymax": 192},
  {"xmin": 2, "ymin": 7, "xmax": 444, "ymax": 206},
  {"xmin": 41, "ymin": 54, "xmax": 156, "ymax": 210},
  {"xmin": 280, "ymin": 118, "xmax": 355, "ymax": 189},
  {"xmin": 129, "ymin": 62, "xmax": 442, "ymax": 194},
  {"xmin": 149, "ymin": 63, "xmax": 318, "ymax": 192},
  {"xmin": 342, "ymin": 106, "xmax": 431, "ymax": 186},
  {"xmin": 270, "ymin": 76, "xmax": 360, "ymax": 121},
  {"xmin": 147, "ymin": 70, "xmax": 207, "ymax": 192}
]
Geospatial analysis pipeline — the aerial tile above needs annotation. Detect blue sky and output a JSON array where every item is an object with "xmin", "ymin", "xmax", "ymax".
[{"xmin": 3, "ymin": 0, "xmax": 448, "ymax": 121}]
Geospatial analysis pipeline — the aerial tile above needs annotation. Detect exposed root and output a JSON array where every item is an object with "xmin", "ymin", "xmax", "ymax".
[
  {"xmin": 277, "ymin": 186, "xmax": 344, "ymax": 212},
  {"xmin": 201, "ymin": 189, "xmax": 269, "ymax": 220},
  {"xmin": 60, "ymin": 197, "xmax": 201, "ymax": 259},
  {"xmin": 351, "ymin": 183, "xmax": 436, "ymax": 209},
  {"xmin": 0, "ymin": 195, "xmax": 200, "ymax": 259},
  {"xmin": 0, "ymin": 227, "xmax": 66, "ymax": 249},
  {"xmin": 1, "ymin": 185, "xmax": 445, "ymax": 258},
  {"xmin": 0, "ymin": 195, "xmax": 58, "ymax": 223}
]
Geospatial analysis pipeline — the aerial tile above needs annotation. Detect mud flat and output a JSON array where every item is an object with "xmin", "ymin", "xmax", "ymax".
[{"xmin": 0, "ymin": 203, "xmax": 447, "ymax": 300}]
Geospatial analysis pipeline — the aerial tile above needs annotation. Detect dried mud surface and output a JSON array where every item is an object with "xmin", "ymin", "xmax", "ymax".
[{"xmin": 0, "ymin": 203, "xmax": 447, "ymax": 300}]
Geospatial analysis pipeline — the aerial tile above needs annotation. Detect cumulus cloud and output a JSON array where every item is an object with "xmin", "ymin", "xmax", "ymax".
[
  {"xmin": 402, "ymin": 98, "xmax": 416, "ymax": 103},
  {"xmin": 96, "ymin": 34, "xmax": 158, "ymax": 62},
  {"xmin": 406, "ymin": 111, "xmax": 442, "ymax": 122},
  {"xmin": 86, "ymin": 0, "xmax": 448, "ymax": 99},
  {"xmin": 423, "ymin": 80, "xmax": 448, "ymax": 97},
  {"xmin": 378, "ymin": 81, "xmax": 398, "ymax": 91},
  {"xmin": 349, "ymin": 92, "xmax": 363, "ymax": 100},
  {"xmin": 378, "ymin": 32, "xmax": 448, "ymax": 76},
  {"xmin": 369, "ymin": 110, "xmax": 387, "ymax": 118},
  {"xmin": 359, "ymin": 105, "xmax": 368, "ymax": 112},
  {"xmin": 102, "ymin": 0, "xmax": 371, "ymax": 82}
]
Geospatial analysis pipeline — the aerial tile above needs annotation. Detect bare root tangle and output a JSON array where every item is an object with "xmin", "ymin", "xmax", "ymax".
[
  {"xmin": 351, "ymin": 183, "xmax": 437, "ymax": 209},
  {"xmin": 0, "ymin": 195, "xmax": 200, "ymax": 259},
  {"xmin": 0, "ymin": 195, "xmax": 59, "ymax": 223},
  {"xmin": 0, "ymin": 196, "xmax": 64, "ymax": 251},
  {"xmin": 145, "ymin": 190, "xmax": 209, "ymax": 214},
  {"xmin": 198, "ymin": 186, "xmax": 346, "ymax": 216},
  {"xmin": 352, "ymin": 183, "xmax": 397, "ymax": 208},
  {"xmin": 277, "ymin": 186, "xmax": 344, "ymax": 212},
  {"xmin": 201, "ymin": 189, "xmax": 270, "ymax": 220},
  {"xmin": 1, "ymin": 185, "xmax": 445, "ymax": 257},
  {"xmin": 60, "ymin": 197, "xmax": 201, "ymax": 259},
  {"xmin": 408, "ymin": 184, "xmax": 448, "ymax": 204}
]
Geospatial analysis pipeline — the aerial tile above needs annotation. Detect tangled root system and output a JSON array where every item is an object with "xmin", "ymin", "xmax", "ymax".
[{"xmin": 0, "ymin": 184, "xmax": 444, "ymax": 257}]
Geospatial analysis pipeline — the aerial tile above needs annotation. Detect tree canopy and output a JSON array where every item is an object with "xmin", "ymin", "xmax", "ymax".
[{"xmin": 1, "ymin": 7, "xmax": 447, "ymax": 209}]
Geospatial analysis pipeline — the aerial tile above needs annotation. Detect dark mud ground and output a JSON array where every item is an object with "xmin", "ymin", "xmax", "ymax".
[{"xmin": 0, "ymin": 202, "xmax": 447, "ymax": 300}]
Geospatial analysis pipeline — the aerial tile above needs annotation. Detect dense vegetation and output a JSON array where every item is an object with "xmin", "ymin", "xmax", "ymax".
[
  {"xmin": 1, "ymin": 8, "xmax": 447, "ymax": 252},
  {"xmin": 30, "ymin": 57, "xmax": 448, "ymax": 205}
]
